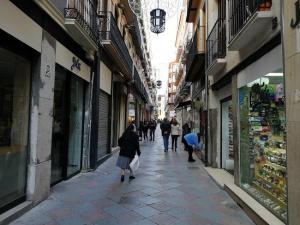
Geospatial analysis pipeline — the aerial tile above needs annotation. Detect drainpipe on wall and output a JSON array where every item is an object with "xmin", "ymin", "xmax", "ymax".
[
  {"xmin": 205, "ymin": 74, "xmax": 209, "ymax": 167},
  {"xmin": 89, "ymin": 49, "xmax": 101, "ymax": 170}
]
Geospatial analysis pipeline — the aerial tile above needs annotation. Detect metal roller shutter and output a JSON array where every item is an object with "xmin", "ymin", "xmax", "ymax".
[{"xmin": 98, "ymin": 90, "xmax": 110, "ymax": 160}]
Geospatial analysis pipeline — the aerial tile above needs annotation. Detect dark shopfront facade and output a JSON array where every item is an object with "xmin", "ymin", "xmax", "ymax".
[
  {"xmin": 51, "ymin": 64, "xmax": 87, "ymax": 185},
  {"xmin": 0, "ymin": 44, "xmax": 33, "ymax": 213},
  {"xmin": 0, "ymin": 0, "xmax": 97, "ymax": 216}
]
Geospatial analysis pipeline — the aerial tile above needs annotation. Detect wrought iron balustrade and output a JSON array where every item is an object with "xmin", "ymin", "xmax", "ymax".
[
  {"xmin": 64, "ymin": 0, "xmax": 99, "ymax": 43},
  {"xmin": 130, "ymin": 16, "xmax": 143, "ymax": 58},
  {"xmin": 186, "ymin": 26, "xmax": 205, "ymax": 77},
  {"xmin": 134, "ymin": 67, "xmax": 147, "ymax": 101},
  {"xmin": 229, "ymin": 0, "xmax": 272, "ymax": 42},
  {"xmin": 99, "ymin": 11, "xmax": 133, "ymax": 76},
  {"xmin": 206, "ymin": 18, "xmax": 226, "ymax": 69}
]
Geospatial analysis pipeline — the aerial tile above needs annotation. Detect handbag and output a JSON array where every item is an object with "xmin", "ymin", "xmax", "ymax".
[{"xmin": 129, "ymin": 154, "xmax": 139, "ymax": 172}]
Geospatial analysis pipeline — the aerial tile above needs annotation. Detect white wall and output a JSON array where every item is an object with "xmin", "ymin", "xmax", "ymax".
[{"xmin": 237, "ymin": 45, "xmax": 283, "ymax": 88}]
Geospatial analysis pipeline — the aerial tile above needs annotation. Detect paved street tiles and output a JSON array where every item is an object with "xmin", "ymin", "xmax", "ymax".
[{"xmin": 10, "ymin": 133, "xmax": 254, "ymax": 225}]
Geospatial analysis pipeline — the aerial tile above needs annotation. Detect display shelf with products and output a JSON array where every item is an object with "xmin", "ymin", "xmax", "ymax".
[
  {"xmin": 239, "ymin": 74, "xmax": 287, "ymax": 223},
  {"xmin": 228, "ymin": 104, "xmax": 234, "ymax": 159}
]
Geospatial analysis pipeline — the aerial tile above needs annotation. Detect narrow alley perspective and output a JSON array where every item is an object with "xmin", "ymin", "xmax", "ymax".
[{"xmin": 10, "ymin": 132, "xmax": 254, "ymax": 225}]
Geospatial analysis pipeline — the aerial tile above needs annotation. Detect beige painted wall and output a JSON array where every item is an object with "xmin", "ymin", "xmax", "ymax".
[
  {"xmin": 55, "ymin": 41, "xmax": 91, "ymax": 82},
  {"xmin": 283, "ymin": 1, "xmax": 300, "ymax": 224},
  {"xmin": 100, "ymin": 61, "xmax": 112, "ymax": 95},
  {"xmin": 0, "ymin": 0, "xmax": 42, "ymax": 52}
]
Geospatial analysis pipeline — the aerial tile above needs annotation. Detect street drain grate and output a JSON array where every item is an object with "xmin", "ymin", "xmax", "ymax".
[{"xmin": 187, "ymin": 166, "xmax": 200, "ymax": 170}]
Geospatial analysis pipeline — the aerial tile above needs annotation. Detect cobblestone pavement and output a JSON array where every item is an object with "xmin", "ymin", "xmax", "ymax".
[{"xmin": 10, "ymin": 133, "xmax": 254, "ymax": 225}]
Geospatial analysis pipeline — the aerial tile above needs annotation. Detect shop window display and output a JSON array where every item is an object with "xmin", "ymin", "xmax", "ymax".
[
  {"xmin": 0, "ymin": 47, "xmax": 30, "ymax": 211},
  {"xmin": 239, "ymin": 71, "xmax": 287, "ymax": 222}
]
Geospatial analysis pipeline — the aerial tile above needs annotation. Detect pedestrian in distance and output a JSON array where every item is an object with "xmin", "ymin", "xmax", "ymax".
[
  {"xmin": 171, "ymin": 118, "xmax": 180, "ymax": 151},
  {"xmin": 142, "ymin": 120, "xmax": 149, "ymax": 141},
  {"xmin": 183, "ymin": 132, "xmax": 203, "ymax": 162},
  {"xmin": 116, "ymin": 124, "xmax": 141, "ymax": 182},
  {"xmin": 182, "ymin": 122, "xmax": 191, "ymax": 151},
  {"xmin": 138, "ymin": 121, "xmax": 143, "ymax": 141},
  {"xmin": 149, "ymin": 119, "xmax": 157, "ymax": 141},
  {"xmin": 160, "ymin": 117, "xmax": 171, "ymax": 152}
]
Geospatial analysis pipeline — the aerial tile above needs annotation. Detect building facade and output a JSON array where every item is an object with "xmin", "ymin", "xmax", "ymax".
[
  {"xmin": 166, "ymin": 62, "xmax": 178, "ymax": 119},
  {"xmin": 0, "ymin": 0, "xmax": 154, "ymax": 223},
  {"xmin": 171, "ymin": 0, "xmax": 297, "ymax": 224}
]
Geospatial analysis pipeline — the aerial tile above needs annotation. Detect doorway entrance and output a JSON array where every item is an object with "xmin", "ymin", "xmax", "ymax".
[
  {"xmin": 51, "ymin": 65, "xmax": 85, "ymax": 185},
  {"xmin": 220, "ymin": 97, "xmax": 234, "ymax": 174}
]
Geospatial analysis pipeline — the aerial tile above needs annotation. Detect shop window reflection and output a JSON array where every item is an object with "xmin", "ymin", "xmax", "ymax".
[{"xmin": 0, "ymin": 47, "xmax": 30, "ymax": 210}]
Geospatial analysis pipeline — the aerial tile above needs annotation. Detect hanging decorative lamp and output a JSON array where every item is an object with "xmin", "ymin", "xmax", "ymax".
[{"xmin": 150, "ymin": 0, "xmax": 166, "ymax": 34}]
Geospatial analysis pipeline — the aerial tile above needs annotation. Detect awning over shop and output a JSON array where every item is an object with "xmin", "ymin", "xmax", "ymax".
[{"xmin": 175, "ymin": 100, "xmax": 192, "ymax": 109}]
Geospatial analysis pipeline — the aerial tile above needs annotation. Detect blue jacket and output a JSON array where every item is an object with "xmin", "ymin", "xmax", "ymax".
[{"xmin": 184, "ymin": 133, "xmax": 203, "ymax": 151}]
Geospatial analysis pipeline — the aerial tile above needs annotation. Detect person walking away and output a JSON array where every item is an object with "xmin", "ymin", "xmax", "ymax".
[
  {"xmin": 182, "ymin": 122, "xmax": 191, "ymax": 151},
  {"xmin": 142, "ymin": 121, "xmax": 149, "ymax": 141},
  {"xmin": 116, "ymin": 124, "xmax": 141, "ymax": 182},
  {"xmin": 171, "ymin": 118, "xmax": 180, "ymax": 151},
  {"xmin": 149, "ymin": 119, "xmax": 157, "ymax": 141},
  {"xmin": 160, "ymin": 118, "xmax": 171, "ymax": 152},
  {"xmin": 183, "ymin": 132, "xmax": 202, "ymax": 162},
  {"xmin": 138, "ymin": 121, "xmax": 143, "ymax": 141}
]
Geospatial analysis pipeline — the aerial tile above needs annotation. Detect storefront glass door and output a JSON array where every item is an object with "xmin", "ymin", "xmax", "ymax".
[
  {"xmin": 0, "ymin": 47, "xmax": 30, "ymax": 212},
  {"xmin": 221, "ymin": 99, "xmax": 234, "ymax": 174},
  {"xmin": 51, "ymin": 69, "xmax": 67, "ymax": 184},
  {"xmin": 67, "ymin": 78, "xmax": 84, "ymax": 177},
  {"xmin": 51, "ymin": 65, "xmax": 85, "ymax": 185}
]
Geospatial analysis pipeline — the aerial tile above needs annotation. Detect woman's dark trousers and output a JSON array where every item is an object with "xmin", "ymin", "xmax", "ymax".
[
  {"xmin": 171, "ymin": 135, "xmax": 179, "ymax": 151},
  {"xmin": 182, "ymin": 138, "xmax": 194, "ymax": 161},
  {"xmin": 150, "ymin": 129, "xmax": 155, "ymax": 141}
]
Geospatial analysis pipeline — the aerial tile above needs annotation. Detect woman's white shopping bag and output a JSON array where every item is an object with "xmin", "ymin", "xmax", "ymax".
[{"xmin": 130, "ymin": 155, "xmax": 139, "ymax": 172}]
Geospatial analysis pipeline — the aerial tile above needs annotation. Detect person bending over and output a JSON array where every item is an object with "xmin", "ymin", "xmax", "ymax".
[{"xmin": 183, "ymin": 132, "xmax": 202, "ymax": 162}]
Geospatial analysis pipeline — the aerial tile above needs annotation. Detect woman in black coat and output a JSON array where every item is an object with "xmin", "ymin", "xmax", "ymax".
[{"xmin": 116, "ymin": 124, "xmax": 141, "ymax": 182}]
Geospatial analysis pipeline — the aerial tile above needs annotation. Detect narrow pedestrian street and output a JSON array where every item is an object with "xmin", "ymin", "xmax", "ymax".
[{"xmin": 10, "ymin": 132, "xmax": 254, "ymax": 225}]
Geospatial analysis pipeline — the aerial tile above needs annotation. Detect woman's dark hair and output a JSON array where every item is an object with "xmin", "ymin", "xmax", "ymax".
[
  {"xmin": 126, "ymin": 124, "xmax": 134, "ymax": 132},
  {"xmin": 172, "ymin": 121, "xmax": 178, "ymax": 125}
]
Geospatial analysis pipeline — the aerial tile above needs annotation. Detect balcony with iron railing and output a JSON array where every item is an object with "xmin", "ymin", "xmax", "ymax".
[
  {"xmin": 206, "ymin": 18, "xmax": 227, "ymax": 75},
  {"xmin": 133, "ymin": 67, "xmax": 149, "ymax": 103},
  {"xmin": 175, "ymin": 64, "xmax": 184, "ymax": 86},
  {"xmin": 99, "ymin": 11, "xmax": 133, "ymax": 79},
  {"xmin": 186, "ymin": 26, "xmax": 205, "ymax": 82},
  {"xmin": 228, "ymin": 0, "xmax": 273, "ymax": 50},
  {"xmin": 128, "ymin": 16, "xmax": 144, "ymax": 59},
  {"xmin": 35, "ymin": 0, "xmax": 99, "ymax": 52},
  {"xmin": 174, "ymin": 82, "xmax": 191, "ymax": 107},
  {"xmin": 64, "ymin": 0, "xmax": 99, "ymax": 43},
  {"xmin": 186, "ymin": 0, "xmax": 201, "ymax": 22}
]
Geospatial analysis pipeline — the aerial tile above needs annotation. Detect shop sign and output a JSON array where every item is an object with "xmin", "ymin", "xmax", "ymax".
[
  {"xmin": 129, "ymin": 109, "xmax": 135, "ymax": 117},
  {"xmin": 71, "ymin": 57, "xmax": 81, "ymax": 71},
  {"xmin": 291, "ymin": 0, "xmax": 300, "ymax": 28}
]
